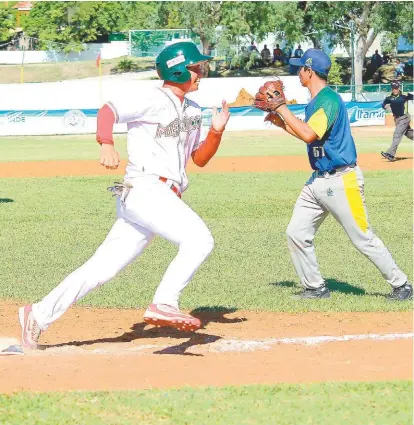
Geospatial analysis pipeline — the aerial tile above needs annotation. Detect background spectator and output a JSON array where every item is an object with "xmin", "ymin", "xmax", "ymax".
[
  {"xmin": 394, "ymin": 58, "xmax": 405, "ymax": 78},
  {"xmin": 290, "ymin": 45, "xmax": 304, "ymax": 74},
  {"xmin": 273, "ymin": 44, "xmax": 283, "ymax": 63},
  {"xmin": 261, "ymin": 44, "xmax": 272, "ymax": 66},
  {"xmin": 248, "ymin": 41, "xmax": 258, "ymax": 53},
  {"xmin": 371, "ymin": 49, "xmax": 383, "ymax": 70},
  {"xmin": 283, "ymin": 45, "xmax": 292, "ymax": 64},
  {"xmin": 293, "ymin": 45, "xmax": 304, "ymax": 58}
]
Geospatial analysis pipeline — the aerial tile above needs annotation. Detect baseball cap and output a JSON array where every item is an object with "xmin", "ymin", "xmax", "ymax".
[
  {"xmin": 391, "ymin": 80, "xmax": 400, "ymax": 89},
  {"xmin": 289, "ymin": 48, "xmax": 331, "ymax": 76}
]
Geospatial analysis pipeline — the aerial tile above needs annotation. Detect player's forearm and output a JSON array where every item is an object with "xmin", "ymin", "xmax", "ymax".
[
  {"xmin": 96, "ymin": 104, "xmax": 116, "ymax": 145},
  {"xmin": 191, "ymin": 128, "xmax": 223, "ymax": 167},
  {"xmin": 277, "ymin": 105, "xmax": 317, "ymax": 144},
  {"xmin": 282, "ymin": 124, "xmax": 302, "ymax": 140}
]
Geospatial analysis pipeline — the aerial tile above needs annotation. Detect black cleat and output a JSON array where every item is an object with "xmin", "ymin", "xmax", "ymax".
[
  {"xmin": 294, "ymin": 287, "xmax": 331, "ymax": 299},
  {"xmin": 387, "ymin": 283, "xmax": 413, "ymax": 301},
  {"xmin": 381, "ymin": 151, "xmax": 395, "ymax": 162}
]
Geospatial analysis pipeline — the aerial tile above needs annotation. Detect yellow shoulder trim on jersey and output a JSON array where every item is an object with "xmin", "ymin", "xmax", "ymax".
[
  {"xmin": 307, "ymin": 108, "xmax": 328, "ymax": 140},
  {"xmin": 343, "ymin": 171, "xmax": 368, "ymax": 233}
]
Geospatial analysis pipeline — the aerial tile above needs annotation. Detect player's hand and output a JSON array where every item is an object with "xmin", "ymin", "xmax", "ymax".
[
  {"xmin": 211, "ymin": 100, "xmax": 230, "ymax": 132},
  {"xmin": 100, "ymin": 144, "xmax": 120, "ymax": 169},
  {"xmin": 265, "ymin": 112, "xmax": 286, "ymax": 129}
]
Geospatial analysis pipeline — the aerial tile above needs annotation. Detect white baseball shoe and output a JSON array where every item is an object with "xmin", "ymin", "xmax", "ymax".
[
  {"xmin": 19, "ymin": 304, "xmax": 41, "ymax": 349},
  {"xmin": 144, "ymin": 304, "xmax": 201, "ymax": 331}
]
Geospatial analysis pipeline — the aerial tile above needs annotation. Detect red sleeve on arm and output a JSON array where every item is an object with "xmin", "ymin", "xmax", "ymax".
[
  {"xmin": 96, "ymin": 104, "xmax": 116, "ymax": 145},
  {"xmin": 191, "ymin": 128, "xmax": 223, "ymax": 167}
]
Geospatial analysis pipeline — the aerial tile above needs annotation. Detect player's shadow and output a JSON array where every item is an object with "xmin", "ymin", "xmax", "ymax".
[
  {"xmin": 40, "ymin": 307, "xmax": 245, "ymax": 356},
  {"xmin": 271, "ymin": 278, "xmax": 366, "ymax": 296},
  {"xmin": 190, "ymin": 306, "xmax": 247, "ymax": 327},
  {"xmin": 0, "ymin": 198, "xmax": 13, "ymax": 203},
  {"xmin": 381, "ymin": 155, "xmax": 413, "ymax": 162},
  {"xmin": 393, "ymin": 156, "xmax": 413, "ymax": 161},
  {"xmin": 152, "ymin": 307, "xmax": 246, "ymax": 356}
]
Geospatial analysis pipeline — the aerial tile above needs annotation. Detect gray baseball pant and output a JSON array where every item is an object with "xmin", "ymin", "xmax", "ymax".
[
  {"xmin": 387, "ymin": 114, "xmax": 413, "ymax": 157},
  {"xmin": 286, "ymin": 166, "xmax": 407, "ymax": 290}
]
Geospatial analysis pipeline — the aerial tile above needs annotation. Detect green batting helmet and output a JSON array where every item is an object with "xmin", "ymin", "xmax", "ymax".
[{"xmin": 156, "ymin": 42, "xmax": 212, "ymax": 83}]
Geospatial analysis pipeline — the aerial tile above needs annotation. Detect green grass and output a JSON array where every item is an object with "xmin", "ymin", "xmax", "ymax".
[
  {"xmin": 0, "ymin": 130, "xmax": 412, "ymax": 162},
  {"xmin": 0, "ymin": 171, "xmax": 411, "ymax": 312},
  {"xmin": 0, "ymin": 381, "xmax": 411, "ymax": 425}
]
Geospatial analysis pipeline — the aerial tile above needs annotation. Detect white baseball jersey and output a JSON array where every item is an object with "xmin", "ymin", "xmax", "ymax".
[{"xmin": 108, "ymin": 87, "xmax": 208, "ymax": 192}]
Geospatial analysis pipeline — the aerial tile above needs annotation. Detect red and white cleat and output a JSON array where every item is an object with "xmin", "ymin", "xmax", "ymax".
[
  {"xmin": 143, "ymin": 304, "xmax": 201, "ymax": 332},
  {"xmin": 19, "ymin": 304, "xmax": 41, "ymax": 349}
]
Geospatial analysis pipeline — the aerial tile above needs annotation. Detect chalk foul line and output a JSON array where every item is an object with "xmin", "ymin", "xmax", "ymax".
[{"xmin": 209, "ymin": 332, "xmax": 414, "ymax": 353}]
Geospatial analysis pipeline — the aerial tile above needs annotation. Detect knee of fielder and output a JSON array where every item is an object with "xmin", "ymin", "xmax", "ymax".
[
  {"xmin": 349, "ymin": 232, "xmax": 385, "ymax": 257},
  {"xmin": 286, "ymin": 223, "xmax": 309, "ymax": 248}
]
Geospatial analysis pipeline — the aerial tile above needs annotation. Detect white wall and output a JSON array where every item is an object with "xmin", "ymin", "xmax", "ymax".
[
  {"xmin": 0, "ymin": 76, "xmax": 311, "ymax": 110},
  {"xmin": 0, "ymin": 75, "xmax": 390, "ymax": 136}
]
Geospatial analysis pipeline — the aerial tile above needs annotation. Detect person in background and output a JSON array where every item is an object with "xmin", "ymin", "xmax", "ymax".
[
  {"xmin": 248, "ymin": 40, "xmax": 259, "ymax": 53},
  {"xmin": 273, "ymin": 44, "xmax": 283, "ymax": 63},
  {"xmin": 371, "ymin": 49, "xmax": 383, "ymax": 70},
  {"xmin": 290, "ymin": 45, "xmax": 304, "ymax": 74},
  {"xmin": 294, "ymin": 44, "xmax": 304, "ymax": 58},
  {"xmin": 261, "ymin": 44, "xmax": 272, "ymax": 66},
  {"xmin": 394, "ymin": 58, "xmax": 405, "ymax": 78},
  {"xmin": 381, "ymin": 80, "xmax": 413, "ymax": 162},
  {"xmin": 382, "ymin": 52, "xmax": 390, "ymax": 64},
  {"xmin": 283, "ymin": 45, "xmax": 292, "ymax": 65}
]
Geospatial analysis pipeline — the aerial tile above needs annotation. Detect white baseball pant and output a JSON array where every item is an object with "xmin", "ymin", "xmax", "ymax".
[
  {"xmin": 286, "ymin": 166, "xmax": 408, "ymax": 290},
  {"xmin": 32, "ymin": 176, "xmax": 214, "ymax": 330}
]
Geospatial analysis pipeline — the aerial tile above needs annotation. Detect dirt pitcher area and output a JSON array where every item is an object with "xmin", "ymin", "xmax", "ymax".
[{"xmin": 0, "ymin": 151, "xmax": 412, "ymax": 393}]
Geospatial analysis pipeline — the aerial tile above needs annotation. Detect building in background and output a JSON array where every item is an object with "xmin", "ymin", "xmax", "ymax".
[{"xmin": 10, "ymin": 1, "xmax": 34, "ymax": 31}]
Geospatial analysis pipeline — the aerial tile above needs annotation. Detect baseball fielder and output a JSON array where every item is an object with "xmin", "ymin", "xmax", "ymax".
[
  {"xmin": 19, "ymin": 42, "xmax": 230, "ymax": 349},
  {"xmin": 255, "ymin": 48, "xmax": 412, "ymax": 300},
  {"xmin": 381, "ymin": 80, "xmax": 413, "ymax": 162}
]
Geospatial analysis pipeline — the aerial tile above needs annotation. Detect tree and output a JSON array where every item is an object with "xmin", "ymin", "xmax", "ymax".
[
  {"xmin": 221, "ymin": 1, "xmax": 279, "ymax": 44},
  {"xmin": 118, "ymin": 2, "xmax": 160, "ymax": 31},
  {"xmin": 328, "ymin": 1, "xmax": 414, "ymax": 87},
  {"xmin": 275, "ymin": 1, "xmax": 414, "ymax": 89},
  {"xmin": 0, "ymin": 3, "xmax": 16, "ymax": 43},
  {"xmin": 23, "ymin": 1, "xmax": 129, "ymax": 52},
  {"xmin": 158, "ymin": 1, "xmax": 223, "ymax": 54},
  {"xmin": 379, "ymin": 1, "xmax": 413, "ymax": 54},
  {"xmin": 327, "ymin": 56, "xmax": 343, "ymax": 86},
  {"xmin": 158, "ymin": 1, "xmax": 280, "ymax": 56}
]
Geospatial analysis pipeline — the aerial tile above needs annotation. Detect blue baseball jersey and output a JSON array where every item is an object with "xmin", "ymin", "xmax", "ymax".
[{"xmin": 305, "ymin": 87, "xmax": 357, "ymax": 172}]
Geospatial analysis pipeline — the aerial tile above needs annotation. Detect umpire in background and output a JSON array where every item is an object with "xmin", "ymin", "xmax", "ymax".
[{"xmin": 381, "ymin": 80, "xmax": 413, "ymax": 162}]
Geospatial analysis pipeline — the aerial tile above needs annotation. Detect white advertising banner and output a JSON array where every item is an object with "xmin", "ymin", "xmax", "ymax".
[
  {"xmin": 0, "ymin": 102, "xmax": 385, "ymax": 136},
  {"xmin": 0, "ymin": 75, "xmax": 386, "ymax": 136}
]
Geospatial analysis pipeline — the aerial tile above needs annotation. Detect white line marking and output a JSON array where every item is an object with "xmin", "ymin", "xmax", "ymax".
[
  {"xmin": 211, "ymin": 333, "xmax": 414, "ymax": 353},
  {"xmin": 9, "ymin": 332, "xmax": 413, "ymax": 356}
]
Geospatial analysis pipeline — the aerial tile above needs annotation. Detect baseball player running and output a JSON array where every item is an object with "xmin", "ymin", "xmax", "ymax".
[
  {"xmin": 19, "ymin": 42, "xmax": 230, "ymax": 349},
  {"xmin": 256, "ymin": 48, "xmax": 412, "ymax": 300},
  {"xmin": 381, "ymin": 80, "xmax": 413, "ymax": 162}
]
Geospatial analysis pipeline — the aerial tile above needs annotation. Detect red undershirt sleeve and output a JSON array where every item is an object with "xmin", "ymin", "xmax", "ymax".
[
  {"xmin": 96, "ymin": 104, "xmax": 116, "ymax": 145},
  {"xmin": 191, "ymin": 128, "xmax": 223, "ymax": 167}
]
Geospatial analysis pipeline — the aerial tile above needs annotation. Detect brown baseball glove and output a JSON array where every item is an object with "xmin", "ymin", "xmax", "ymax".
[
  {"xmin": 264, "ymin": 112, "xmax": 286, "ymax": 128},
  {"xmin": 254, "ymin": 79, "xmax": 286, "ymax": 112}
]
